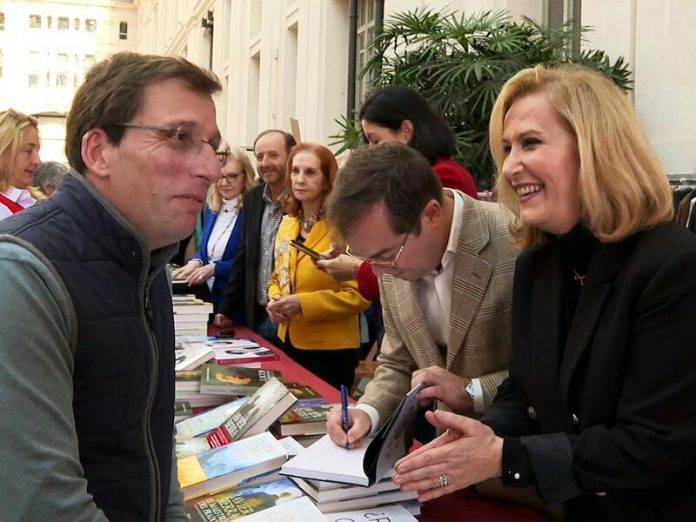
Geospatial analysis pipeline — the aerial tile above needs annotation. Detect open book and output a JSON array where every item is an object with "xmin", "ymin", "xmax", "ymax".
[{"xmin": 280, "ymin": 383, "xmax": 424, "ymax": 486}]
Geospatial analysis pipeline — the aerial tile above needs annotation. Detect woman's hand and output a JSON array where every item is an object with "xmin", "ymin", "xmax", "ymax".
[
  {"xmin": 411, "ymin": 366, "xmax": 474, "ymax": 413},
  {"xmin": 266, "ymin": 295, "xmax": 301, "ymax": 323},
  {"xmin": 392, "ymin": 410, "xmax": 503, "ymax": 502},
  {"xmin": 171, "ymin": 260, "xmax": 199, "ymax": 280},
  {"xmin": 187, "ymin": 262, "xmax": 214, "ymax": 286}
]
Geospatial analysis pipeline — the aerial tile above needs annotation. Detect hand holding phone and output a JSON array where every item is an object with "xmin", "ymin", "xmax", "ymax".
[{"xmin": 290, "ymin": 239, "xmax": 322, "ymax": 260}]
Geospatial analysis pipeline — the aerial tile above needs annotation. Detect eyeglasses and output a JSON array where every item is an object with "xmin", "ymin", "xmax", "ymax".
[
  {"xmin": 219, "ymin": 173, "xmax": 243, "ymax": 183},
  {"xmin": 345, "ymin": 230, "xmax": 411, "ymax": 268},
  {"xmin": 111, "ymin": 122, "xmax": 231, "ymax": 166}
]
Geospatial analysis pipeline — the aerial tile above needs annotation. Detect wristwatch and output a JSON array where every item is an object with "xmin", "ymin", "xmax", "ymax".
[{"xmin": 465, "ymin": 380, "xmax": 476, "ymax": 403}]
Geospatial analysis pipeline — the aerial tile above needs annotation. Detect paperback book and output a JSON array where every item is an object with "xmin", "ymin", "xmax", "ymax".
[
  {"xmin": 282, "ymin": 382, "xmax": 325, "ymax": 406},
  {"xmin": 184, "ymin": 478, "xmax": 304, "ymax": 521},
  {"xmin": 223, "ymin": 496, "xmax": 324, "ymax": 521},
  {"xmin": 174, "ymin": 343, "xmax": 216, "ymax": 371},
  {"xmin": 200, "ymin": 364, "xmax": 280, "ymax": 396},
  {"xmin": 176, "ymin": 396, "xmax": 249, "ymax": 438},
  {"xmin": 314, "ymin": 489, "xmax": 418, "ymax": 514},
  {"xmin": 280, "ymin": 384, "xmax": 424, "ymax": 486},
  {"xmin": 177, "ymin": 432, "xmax": 288, "ymax": 500},
  {"xmin": 207, "ymin": 379, "xmax": 296, "ymax": 447},
  {"xmin": 291, "ymin": 475, "xmax": 404, "ymax": 503},
  {"xmin": 273, "ymin": 403, "xmax": 334, "ymax": 437}
]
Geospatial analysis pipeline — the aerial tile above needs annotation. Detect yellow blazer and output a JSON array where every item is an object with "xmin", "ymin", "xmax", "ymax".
[{"xmin": 268, "ymin": 216, "xmax": 369, "ymax": 350}]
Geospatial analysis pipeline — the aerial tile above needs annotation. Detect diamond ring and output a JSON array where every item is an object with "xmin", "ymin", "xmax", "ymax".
[{"xmin": 435, "ymin": 474, "xmax": 449, "ymax": 488}]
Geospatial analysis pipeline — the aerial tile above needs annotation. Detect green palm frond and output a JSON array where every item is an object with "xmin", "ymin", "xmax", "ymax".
[{"xmin": 332, "ymin": 8, "xmax": 632, "ymax": 189}]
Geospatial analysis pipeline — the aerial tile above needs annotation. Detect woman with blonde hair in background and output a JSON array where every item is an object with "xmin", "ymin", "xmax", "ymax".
[
  {"xmin": 391, "ymin": 64, "xmax": 696, "ymax": 521},
  {"xmin": 267, "ymin": 143, "xmax": 369, "ymax": 389},
  {"xmin": 172, "ymin": 146, "xmax": 256, "ymax": 316},
  {"xmin": 0, "ymin": 109, "xmax": 41, "ymax": 219}
]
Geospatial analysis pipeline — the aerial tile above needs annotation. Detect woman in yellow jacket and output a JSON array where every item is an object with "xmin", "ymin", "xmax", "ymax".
[{"xmin": 267, "ymin": 143, "xmax": 369, "ymax": 389}]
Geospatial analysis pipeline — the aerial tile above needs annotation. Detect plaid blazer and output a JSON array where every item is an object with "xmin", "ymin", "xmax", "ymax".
[{"xmin": 360, "ymin": 194, "xmax": 518, "ymax": 422}]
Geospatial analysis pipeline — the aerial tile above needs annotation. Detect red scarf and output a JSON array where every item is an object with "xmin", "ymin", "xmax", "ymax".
[{"xmin": 0, "ymin": 192, "xmax": 25, "ymax": 214}]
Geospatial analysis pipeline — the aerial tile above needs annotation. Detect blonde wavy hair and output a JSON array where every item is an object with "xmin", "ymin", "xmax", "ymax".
[
  {"xmin": 0, "ymin": 109, "xmax": 40, "ymax": 193},
  {"xmin": 490, "ymin": 64, "xmax": 673, "ymax": 249},
  {"xmin": 206, "ymin": 147, "xmax": 256, "ymax": 213}
]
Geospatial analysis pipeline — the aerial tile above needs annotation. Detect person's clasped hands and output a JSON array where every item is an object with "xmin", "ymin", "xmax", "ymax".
[{"xmin": 266, "ymin": 294, "xmax": 301, "ymax": 323}]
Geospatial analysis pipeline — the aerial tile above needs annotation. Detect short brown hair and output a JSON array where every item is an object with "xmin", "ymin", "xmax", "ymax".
[
  {"xmin": 490, "ymin": 64, "xmax": 673, "ymax": 248},
  {"xmin": 254, "ymin": 129, "xmax": 296, "ymax": 155},
  {"xmin": 284, "ymin": 143, "xmax": 338, "ymax": 217},
  {"xmin": 327, "ymin": 143, "xmax": 442, "ymax": 238},
  {"xmin": 66, "ymin": 52, "xmax": 222, "ymax": 174}
]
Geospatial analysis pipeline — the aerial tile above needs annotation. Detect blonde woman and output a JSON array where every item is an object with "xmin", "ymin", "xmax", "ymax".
[
  {"xmin": 172, "ymin": 147, "xmax": 256, "ymax": 314},
  {"xmin": 0, "ymin": 109, "xmax": 41, "ymax": 219},
  {"xmin": 392, "ymin": 64, "xmax": 696, "ymax": 521}
]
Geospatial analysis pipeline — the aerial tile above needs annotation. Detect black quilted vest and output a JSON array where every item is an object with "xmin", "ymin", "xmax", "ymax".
[{"xmin": 0, "ymin": 174, "xmax": 176, "ymax": 521}]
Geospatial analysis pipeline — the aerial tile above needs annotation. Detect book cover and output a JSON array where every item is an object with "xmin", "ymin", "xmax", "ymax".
[
  {"xmin": 176, "ymin": 396, "xmax": 249, "ymax": 437},
  {"xmin": 177, "ymin": 432, "xmax": 288, "ymax": 500},
  {"xmin": 207, "ymin": 379, "xmax": 296, "ymax": 447},
  {"xmin": 273, "ymin": 403, "xmax": 333, "ymax": 437},
  {"xmin": 282, "ymin": 382, "xmax": 325, "ymax": 406},
  {"xmin": 174, "ymin": 343, "xmax": 216, "ymax": 371},
  {"xmin": 280, "ymin": 384, "xmax": 424, "ymax": 486},
  {"xmin": 185, "ymin": 478, "xmax": 304, "ymax": 521},
  {"xmin": 174, "ymin": 400, "xmax": 193, "ymax": 422},
  {"xmin": 323, "ymin": 503, "xmax": 419, "ymax": 521},
  {"xmin": 200, "ymin": 364, "xmax": 280, "ymax": 396},
  {"xmin": 221, "ymin": 496, "xmax": 324, "ymax": 522},
  {"xmin": 176, "ymin": 368, "xmax": 203, "ymax": 392},
  {"xmin": 176, "ymin": 435, "xmax": 213, "ymax": 458},
  {"xmin": 212, "ymin": 344, "xmax": 279, "ymax": 366}
]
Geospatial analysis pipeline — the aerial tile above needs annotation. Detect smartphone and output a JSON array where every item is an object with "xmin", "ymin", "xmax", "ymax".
[{"xmin": 290, "ymin": 239, "xmax": 322, "ymax": 260}]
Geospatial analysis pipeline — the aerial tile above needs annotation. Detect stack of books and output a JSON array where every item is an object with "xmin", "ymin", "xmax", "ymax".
[
  {"xmin": 173, "ymin": 295, "xmax": 213, "ymax": 336},
  {"xmin": 290, "ymin": 475, "xmax": 418, "ymax": 514},
  {"xmin": 176, "ymin": 369, "xmax": 229, "ymax": 409}
]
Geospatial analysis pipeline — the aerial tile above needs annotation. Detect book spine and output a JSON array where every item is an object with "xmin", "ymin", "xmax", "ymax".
[{"xmin": 206, "ymin": 424, "xmax": 233, "ymax": 448}]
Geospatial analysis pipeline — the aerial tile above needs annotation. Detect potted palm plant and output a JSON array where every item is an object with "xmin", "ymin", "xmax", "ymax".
[{"xmin": 331, "ymin": 9, "xmax": 632, "ymax": 189}]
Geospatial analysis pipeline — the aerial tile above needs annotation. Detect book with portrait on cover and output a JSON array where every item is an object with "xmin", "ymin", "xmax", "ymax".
[
  {"xmin": 272, "ymin": 403, "xmax": 333, "ymax": 437},
  {"xmin": 200, "ymin": 364, "xmax": 280, "ymax": 396},
  {"xmin": 280, "ymin": 383, "xmax": 424, "ymax": 486}
]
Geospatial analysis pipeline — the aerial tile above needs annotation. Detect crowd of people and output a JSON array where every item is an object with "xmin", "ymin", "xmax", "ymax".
[{"xmin": 0, "ymin": 50, "xmax": 694, "ymax": 522}]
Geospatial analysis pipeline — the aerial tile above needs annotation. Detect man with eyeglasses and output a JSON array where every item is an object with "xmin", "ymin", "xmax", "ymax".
[
  {"xmin": 325, "ymin": 143, "xmax": 518, "ymax": 450},
  {"xmin": 0, "ymin": 52, "xmax": 223, "ymax": 519},
  {"xmin": 214, "ymin": 129, "xmax": 296, "ymax": 343}
]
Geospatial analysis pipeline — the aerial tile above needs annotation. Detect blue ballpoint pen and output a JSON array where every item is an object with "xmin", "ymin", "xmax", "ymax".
[{"xmin": 340, "ymin": 384, "xmax": 350, "ymax": 450}]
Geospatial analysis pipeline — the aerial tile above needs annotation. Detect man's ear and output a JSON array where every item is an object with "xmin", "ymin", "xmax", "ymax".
[
  {"xmin": 422, "ymin": 198, "xmax": 442, "ymax": 228},
  {"xmin": 81, "ymin": 128, "xmax": 113, "ymax": 179}
]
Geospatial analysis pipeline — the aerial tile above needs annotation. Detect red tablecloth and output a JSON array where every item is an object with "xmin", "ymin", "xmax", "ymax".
[
  {"xmin": 220, "ymin": 326, "xmax": 547, "ymax": 521},
  {"xmin": 220, "ymin": 325, "xmax": 341, "ymax": 403}
]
